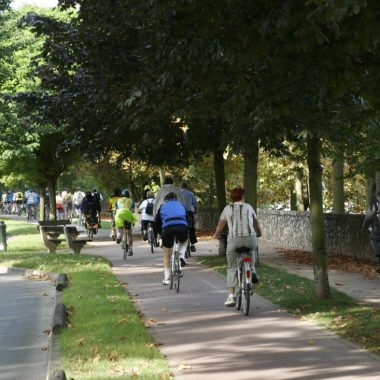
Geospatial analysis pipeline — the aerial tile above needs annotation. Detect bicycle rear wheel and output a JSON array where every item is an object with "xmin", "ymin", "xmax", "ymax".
[
  {"xmin": 170, "ymin": 255, "xmax": 175, "ymax": 289},
  {"xmin": 148, "ymin": 228, "xmax": 154, "ymax": 253},
  {"xmin": 241, "ymin": 268, "xmax": 250, "ymax": 316},
  {"xmin": 175, "ymin": 253, "xmax": 181, "ymax": 293},
  {"xmin": 122, "ymin": 229, "xmax": 128, "ymax": 260},
  {"xmin": 235, "ymin": 266, "xmax": 242, "ymax": 310}
]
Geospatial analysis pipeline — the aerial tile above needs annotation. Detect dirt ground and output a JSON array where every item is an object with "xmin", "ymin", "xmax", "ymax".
[{"xmin": 275, "ymin": 247, "xmax": 380, "ymax": 280}]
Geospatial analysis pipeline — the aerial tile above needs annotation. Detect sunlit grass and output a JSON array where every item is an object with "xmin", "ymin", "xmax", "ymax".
[
  {"xmin": 196, "ymin": 255, "xmax": 380, "ymax": 356},
  {"xmin": 0, "ymin": 219, "xmax": 171, "ymax": 379}
]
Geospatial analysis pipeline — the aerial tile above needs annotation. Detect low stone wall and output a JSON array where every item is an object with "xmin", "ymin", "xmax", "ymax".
[{"xmin": 196, "ymin": 206, "xmax": 375, "ymax": 262}]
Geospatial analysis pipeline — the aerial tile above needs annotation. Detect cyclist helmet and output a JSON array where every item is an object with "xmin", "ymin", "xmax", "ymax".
[
  {"xmin": 122, "ymin": 189, "xmax": 130, "ymax": 197},
  {"xmin": 164, "ymin": 192, "xmax": 177, "ymax": 201}
]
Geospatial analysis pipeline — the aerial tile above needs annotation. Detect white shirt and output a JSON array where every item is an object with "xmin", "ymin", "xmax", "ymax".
[
  {"xmin": 139, "ymin": 198, "xmax": 155, "ymax": 221},
  {"xmin": 220, "ymin": 202, "xmax": 257, "ymax": 240}
]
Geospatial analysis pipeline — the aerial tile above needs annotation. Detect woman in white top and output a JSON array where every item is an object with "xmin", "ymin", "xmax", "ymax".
[
  {"xmin": 138, "ymin": 191, "xmax": 156, "ymax": 240},
  {"xmin": 213, "ymin": 187, "xmax": 262, "ymax": 307}
]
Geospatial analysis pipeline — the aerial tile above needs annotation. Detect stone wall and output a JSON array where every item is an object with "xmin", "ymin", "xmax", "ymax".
[{"xmin": 196, "ymin": 206, "xmax": 375, "ymax": 262}]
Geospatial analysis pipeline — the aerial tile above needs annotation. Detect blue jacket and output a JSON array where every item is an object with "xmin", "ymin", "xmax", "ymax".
[{"xmin": 160, "ymin": 200, "xmax": 188, "ymax": 228}]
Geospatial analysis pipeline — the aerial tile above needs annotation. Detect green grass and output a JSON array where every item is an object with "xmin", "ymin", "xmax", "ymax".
[
  {"xmin": 0, "ymin": 219, "xmax": 172, "ymax": 380},
  {"xmin": 196, "ymin": 255, "xmax": 380, "ymax": 356}
]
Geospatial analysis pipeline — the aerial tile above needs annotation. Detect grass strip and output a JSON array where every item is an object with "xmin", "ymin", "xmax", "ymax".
[
  {"xmin": 0, "ymin": 219, "xmax": 172, "ymax": 380},
  {"xmin": 196, "ymin": 255, "xmax": 380, "ymax": 356}
]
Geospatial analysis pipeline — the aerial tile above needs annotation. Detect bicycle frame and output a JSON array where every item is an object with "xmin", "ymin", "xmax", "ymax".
[
  {"xmin": 170, "ymin": 239, "xmax": 181, "ymax": 293},
  {"xmin": 235, "ymin": 250, "xmax": 252, "ymax": 316},
  {"xmin": 147, "ymin": 222, "xmax": 155, "ymax": 253},
  {"xmin": 121, "ymin": 227, "xmax": 129, "ymax": 260}
]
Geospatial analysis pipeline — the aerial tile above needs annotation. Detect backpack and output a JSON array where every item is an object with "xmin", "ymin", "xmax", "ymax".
[{"xmin": 145, "ymin": 199, "xmax": 154, "ymax": 215}]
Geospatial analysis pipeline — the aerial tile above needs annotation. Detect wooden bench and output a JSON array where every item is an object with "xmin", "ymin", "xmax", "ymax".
[
  {"xmin": 38, "ymin": 220, "xmax": 91, "ymax": 254},
  {"xmin": 38, "ymin": 220, "xmax": 71, "ymax": 253},
  {"xmin": 63, "ymin": 226, "xmax": 92, "ymax": 254}
]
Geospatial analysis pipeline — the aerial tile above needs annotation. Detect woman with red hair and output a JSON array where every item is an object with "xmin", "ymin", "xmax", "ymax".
[{"xmin": 213, "ymin": 187, "xmax": 262, "ymax": 307}]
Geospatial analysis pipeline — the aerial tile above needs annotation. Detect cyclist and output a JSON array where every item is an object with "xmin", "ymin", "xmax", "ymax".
[
  {"xmin": 363, "ymin": 191, "xmax": 380, "ymax": 273},
  {"xmin": 115, "ymin": 206, "xmax": 137, "ymax": 255},
  {"xmin": 116, "ymin": 189, "xmax": 133, "ymax": 211},
  {"xmin": 73, "ymin": 187, "xmax": 85, "ymax": 221},
  {"xmin": 63, "ymin": 190, "xmax": 73, "ymax": 220},
  {"xmin": 155, "ymin": 192, "xmax": 188, "ymax": 285},
  {"xmin": 181, "ymin": 182, "xmax": 198, "ymax": 252},
  {"xmin": 24, "ymin": 189, "xmax": 40, "ymax": 219},
  {"xmin": 153, "ymin": 176, "xmax": 186, "ymax": 215},
  {"xmin": 55, "ymin": 191, "xmax": 65, "ymax": 220},
  {"xmin": 213, "ymin": 187, "xmax": 262, "ymax": 307},
  {"xmin": 137, "ymin": 191, "xmax": 156, "ymax": 241},
  {"xmin": 81, "ymin": 191, "xmax": 101, "ymax": 231},
  {"xmin": 14, "ymin": 190, "xmax": 24, "ymax": 215},
  {"xmin": 108, "ymin": 189, "xmax": 122, "ymax": 240}
]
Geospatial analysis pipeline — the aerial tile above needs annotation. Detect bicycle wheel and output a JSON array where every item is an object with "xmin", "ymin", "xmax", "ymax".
[
  {"xmin": 122, "ymin": 229, "xmax": 128, "ymax": 260},
  {"xmin": 87, "ymin": 226, "xmax": 93, "ymax": 239},
  {"xmin": 241, "ymin": 266, "xmax": 251, "ymax": 316},
  {"xmin": 235, "ymin": 266, "xmax": 242, "ymax": 310},
  {"xmin": 170, "ymin": 255, "xmax": 175, "ymax": 289},
  {"xmin": 148, "ymin": 228, "xmax": 154, "ymax": 253},
  {"xmin": 175, "ymin": 253, "xmax": 181, "ymax": 293}
]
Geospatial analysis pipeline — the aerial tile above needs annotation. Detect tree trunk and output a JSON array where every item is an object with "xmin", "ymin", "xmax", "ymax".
[
  {"xmin": 295, "ymin": 168, "xmax": 305, "ymax": 211},
  {"xmin": 366, "ymin": 176, "xmax": 376, "ymax": 208},
  {"xmin": 213, "ymin": 148, "xmax": 226, "ymax": 214},
  {"xmin": 290, "ymin": 184, "xmax": 296, "ymax": 211},
  {"xmin": 243, "ymin": 140, "xmax": 259, "ymax": 211},
  {"xmin": 159, "ymin": 168, "xmax": 165, "ymax": 186},
  {"xmin": 332, "ymin": 152, "xmax": 345, "ymax": 214},
  {"xmin": 307, "ymin": 135, "xmax": 331, "ymax": 299},
  {"xmin": 48, "ymin": 181, "xmax": 57, "ymax": 221},
  {"xmin": 38, "ymin": 185, "xmax": 46, "ymax": 221}
]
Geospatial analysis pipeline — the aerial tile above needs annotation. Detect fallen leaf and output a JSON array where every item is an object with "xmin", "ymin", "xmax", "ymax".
[{"xmin": 178, "ymin": 363, "xmax": 192, "ymax": 370}]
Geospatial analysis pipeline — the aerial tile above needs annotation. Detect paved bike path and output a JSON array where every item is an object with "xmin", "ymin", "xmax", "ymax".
[
  {"xmin": 0, "ymin": 267, "xmax": 56, "ymax": 380},
  {"xmin": 82, "ymin": 234, "xmax": 380, "ymax": 380}
]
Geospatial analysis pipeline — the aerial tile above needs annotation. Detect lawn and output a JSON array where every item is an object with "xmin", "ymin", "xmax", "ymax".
[{"xmin": 0, "ymin": 218, "xmax": 172, "ymax": 380}]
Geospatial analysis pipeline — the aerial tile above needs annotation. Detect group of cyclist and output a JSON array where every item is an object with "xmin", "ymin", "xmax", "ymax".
[
  {"xmin": 1, "ymin": 189, "xmax": 40, "ymax": 218},
  {"xmin": 106, "ymin": 177, "xmax": 263, "ymax": 304},
  {"xmin": 107, "ymin": 176, "xmax": 198, "ymax": 284}
]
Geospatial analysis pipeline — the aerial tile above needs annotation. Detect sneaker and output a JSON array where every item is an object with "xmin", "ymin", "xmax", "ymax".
[
  {"xmin": 224, "ymin": 294, "xmax": 236, "ymax": 307},
  {"xmin": 190, "ymin": 245, "xmax": 196, "ymax": 252},
  {"xmin": 162, "ymin": 277, "xmax": 170, "ymax": 285},
  {"xmin": 180, "ymin": 257, "xmax": 187, "ymax": 267},
  {"xmin": 128, "ymin": 250, "xmax": 133, "ymax": 256},
  {"xmin": 116, "ymin": 238, "xmax": 121, "ymax": 244}
]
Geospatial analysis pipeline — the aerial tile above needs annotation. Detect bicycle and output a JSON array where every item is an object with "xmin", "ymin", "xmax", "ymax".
[
  {"xmin": 170, "ymin": 238, "xmax": 182, "ymax": 293},
  {"xmin": 27, "ymin": 204, "xmax": 37, "ymax": 221},
  {"xmin": 120, "ymin": 224, "xmax": 133, "ymax": 260},
  {"xmin": 84, "ymin": 214, "xmax": 98, "ymax": 239},
  {"xmin": 235, "ymin": 246, "xmax": 253, "ymax": 316},
  {"xmin": 147, "ymin": 222, "xmax": 156, "ymax": 254}
]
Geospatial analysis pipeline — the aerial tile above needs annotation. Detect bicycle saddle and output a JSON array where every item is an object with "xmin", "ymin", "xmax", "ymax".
[{"xmin": 235, "ymin": 247, "xmax": 251, "ymax": 254}]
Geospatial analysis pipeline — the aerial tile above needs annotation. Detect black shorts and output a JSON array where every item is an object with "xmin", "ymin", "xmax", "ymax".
[
  {"xmin": 162, "ymin": 224, "xmax": 188, "ymax": 248},
  {"xmin": 123, "ymin": 221, "xmax": 132, "ymax": 230},
  {"xmin": 141, "ymin": 219, "xmax": 155, "ymax": 230}
]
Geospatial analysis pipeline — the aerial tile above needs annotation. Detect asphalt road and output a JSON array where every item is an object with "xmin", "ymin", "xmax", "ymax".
[{"xmin": 0, "ymin": 268, "xmax": 56, "ymax": 380}]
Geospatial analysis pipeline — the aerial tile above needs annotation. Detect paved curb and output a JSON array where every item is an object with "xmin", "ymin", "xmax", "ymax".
[{"xmin": 0, "ymin": 266, "xmax": 67, "ymax": 380}]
